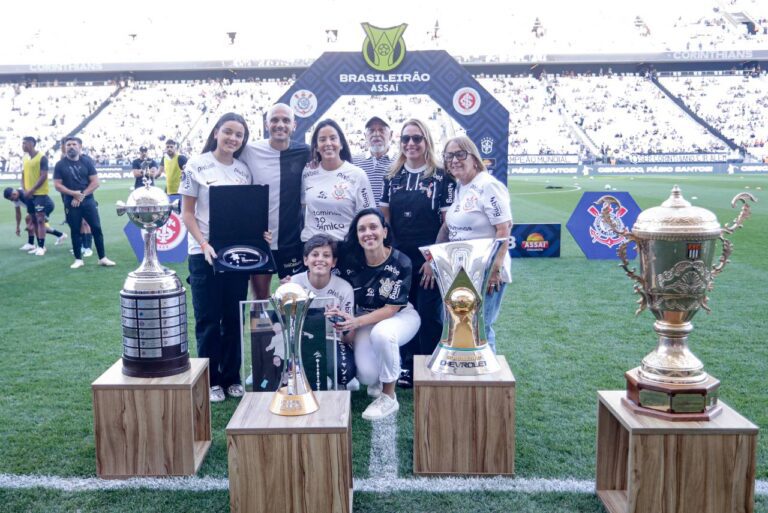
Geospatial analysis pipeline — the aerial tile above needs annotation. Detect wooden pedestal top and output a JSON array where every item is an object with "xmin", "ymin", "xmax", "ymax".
[
  {"xmin": 413, "ymin": 354, "xmax": 515, "ymax": 387},
  {"xmin": 227, "ymin": 391, "xmax": 351, "ymax": 435},
  {"xmin": 92, "ymin": 358, "xmax": 208, "ymax": 390},
  {"xmin": 598, "ymin": 390, "xmax": 758, "ymax": 435}
]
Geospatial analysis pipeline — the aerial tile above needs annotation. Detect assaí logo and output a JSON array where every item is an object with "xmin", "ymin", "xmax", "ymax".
[{"xmin": 361, "ymin": 23, "xmax": 408, "ymax": 72}]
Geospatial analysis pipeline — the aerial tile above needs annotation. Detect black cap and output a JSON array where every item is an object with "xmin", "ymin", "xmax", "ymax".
[
  {"xmin": 139, "ymin": 146, "xmax": 148, "ymax": 152},
  {"xmin": 365, "ymin": 116, "xmax": 390, "ymax": 129}
]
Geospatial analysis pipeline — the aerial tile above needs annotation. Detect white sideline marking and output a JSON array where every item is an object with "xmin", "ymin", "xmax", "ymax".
[
  {"xmin": 509, "ymin": 185, "xmax": 582, "ymax": 196},
  {"xmin": 0, "ymin": 473, "xmax": 765, "ymax": 495},
  {"xmin": 367, "ymin": 412, "xmax": 399, "ymax": 478}
]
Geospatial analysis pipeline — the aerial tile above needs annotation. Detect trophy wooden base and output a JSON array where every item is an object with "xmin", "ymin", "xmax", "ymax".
[
  {"xmin": 227, "ymin": 391, "xmax": 352, "ymax": 513},
  {"xmin": 596, "ymin": 391, "xmax": 757, "ymax": 513},
  {"xmin": 413, "ymin": 354, "xmax": 515, "ymax": 475},
  {"xmin": 92, "ymin": 358, "xmax": 211, "ymax": 478},
  {"xmin": 625, "ymin": 367, "xmax": 722, "ymax": 421}
]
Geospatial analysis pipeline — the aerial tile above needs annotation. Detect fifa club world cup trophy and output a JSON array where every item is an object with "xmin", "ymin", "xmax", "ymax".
[
  {"xmin": 116, "ymin": 174, "xmax": 190, "ymax": 377},
  {"xmin": 600, "ymin": 186, "xmax": 755, "ymax": 420},
  {"xmin": 420, "ymin": 238, "xmax": 506, "ymax": 375},
  {"xmin": 268, "ymin": 283, "xmax": 319, "ymax": 416}
]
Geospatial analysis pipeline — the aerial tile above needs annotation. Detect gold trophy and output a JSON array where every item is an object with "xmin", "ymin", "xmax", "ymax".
[
  {"xmin": 601, "ymin": 186, "xmax": 755, "ymax": 420},
  {"xmin": 420, "ymin": 238, "xmax": 506, "ymax": 375},
  {"xmin": 268, "ymin": 283, "xmax": 319, "ymax": 416}
]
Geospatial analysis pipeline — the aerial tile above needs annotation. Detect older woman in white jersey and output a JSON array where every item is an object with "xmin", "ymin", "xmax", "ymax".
[{"xmin": 438, "ymin": 136, "xmax": 512, "ymax": 353}]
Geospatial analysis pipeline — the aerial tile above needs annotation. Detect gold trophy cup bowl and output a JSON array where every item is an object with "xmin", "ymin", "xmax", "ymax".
[{"xmin": 600, "ymin": 186, "xmax": 755, "ymax": 420}]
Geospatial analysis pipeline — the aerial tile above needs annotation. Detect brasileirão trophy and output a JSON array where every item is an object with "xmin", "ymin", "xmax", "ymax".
[
  {"xmin": 601, "ymin": 186, "xmax": 755, "ymax": 420},
  {"xmin": 269, "ymin": 283, "xmax": 319, "ymax": 416},
  {"xmin": 116, "ymin": 175, "xmax": 190, "ymax": 377},
  {"xmin": 420, "ymin": 238, "xmax": 506, "ymax": 375}
]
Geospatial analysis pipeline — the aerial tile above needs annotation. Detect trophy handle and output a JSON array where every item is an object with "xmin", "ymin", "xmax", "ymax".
[
  {"xmin": 712, "ymin": 192, "xmax": 756, "ymax": 278},
  {"xmin": 116, "ymin": 200, "xmax": 127, "ymax": 217},
  {"xmin": 170, "ymin": 198, "xmax": 180, "ymax": 215},
  {"xmin": 598, "ymin": 195, "xmax": 648, "ymax": 315}
]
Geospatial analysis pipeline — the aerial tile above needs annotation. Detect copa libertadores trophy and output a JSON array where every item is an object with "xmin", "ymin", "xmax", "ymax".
[
  {"xmin": 420, "ymin": 238, "xmax": 506, "ymax": 375},
  {"xmin": 269, "ymin": 283, "xmax": 319, "ymax": 416},
  {"xmin": 601, "ymin": 186, "xmax": 755, "ymax": 420},
  {"xmin": 116, "ymin": 176, "xmax": 190, "ymax": 377}
]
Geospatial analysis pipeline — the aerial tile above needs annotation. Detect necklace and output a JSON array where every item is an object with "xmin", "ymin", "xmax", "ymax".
[{"xmin": 366, "ymin": 247, "xmax": 391, "ymax": 267}]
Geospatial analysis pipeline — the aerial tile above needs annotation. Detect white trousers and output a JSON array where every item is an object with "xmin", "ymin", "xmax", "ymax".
[{"xmin": 354, "ymin": 303, "xmax": 421, "ymax": 385}]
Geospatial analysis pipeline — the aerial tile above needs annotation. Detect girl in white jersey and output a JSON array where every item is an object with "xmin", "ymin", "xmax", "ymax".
[
  {"xmin": 180, "ymin": 112, "xmax": 253, "ymax": 404},
  {"xmin": 301, "ymin": 119, "xmax": 374, "ymax": 242}
]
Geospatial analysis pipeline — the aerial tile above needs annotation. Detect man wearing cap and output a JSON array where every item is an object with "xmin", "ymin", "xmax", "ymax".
[
  {"xmin": 353, "ymin": 116, "xmax": 392, "ymax": 206},
  {"xmin": 131, "ymin": 146, "xmax": 159, "ymax": 190}
]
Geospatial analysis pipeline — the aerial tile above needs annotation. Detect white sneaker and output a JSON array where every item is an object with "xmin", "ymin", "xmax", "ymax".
[
  {"xmin": 55, "ymin": 233, "xmax": 68, "ymax": 245},
  {"xmin": 210, "ymin": 386, "xmax": 226, "ymax": 403},
  {"xmin": 344, "ymin": 377, "xmax": 361, "ymax": 392},
  {"xmin": 19, "ymin": 243, "xmax": 35, "ymax": 251},
  {"xmin": 70, "ymin": 259, "xmax": 85, "ymax": 269},
  {"xmin": 245, "ymin": 371, "xmax": 254, "ymax": 386},
  {"xmin": 367, "ymin": 381, "xmax": 382, "ymax": 398},
  {"xmin": 362, "ymin": 394, "xmax": 399, "ymax": 421},
  {"xmin": 226, "ymin": 384, "xmax": 244, "ymax": 398},
  {"xmin": 82, "ymin": 248, "xmax": 94, "ymax": 258},
  {"xmin": 28, "ymin": 247, "xmax": 38, "ymax": 254},
  {"xmin": 98, "ymin": 257, "xmax": 116, "ymax": 267},
  {"xmin": 34, "ymin": 247, "xmax": 46, "ymax": 256}
]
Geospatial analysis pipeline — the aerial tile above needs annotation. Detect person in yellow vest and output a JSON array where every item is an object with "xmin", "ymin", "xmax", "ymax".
[
  {"xmin": 159, "ymin": 140, "xmax": 188, "ymax": 194},
  {"xmin": 21, "ymin": 136, "xmax": 57, "ymax": 256}
]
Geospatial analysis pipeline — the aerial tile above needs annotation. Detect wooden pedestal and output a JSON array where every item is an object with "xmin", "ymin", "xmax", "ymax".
[
  {"xmin": 596, "ymin": 390, "xmax": 758, "ymax": 513},
  {"xmin": 92, "ymin": 358, "xmax": 211, "ymax": 478},
  {"xmin": 413, "ymin": 354, "xmax": 515, "ymax": 475},
  {"xmin": 227, "ymin": 391, "xmax": 352, "ymax": 513}
]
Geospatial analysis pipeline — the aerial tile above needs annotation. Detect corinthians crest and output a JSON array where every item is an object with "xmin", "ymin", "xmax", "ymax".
[
  {"xmin": 588, "ymin": 199, "xmax": 627, "ymax": 247},
  {"xmin": 361, "ymin": 22, "xmax": 408, "ymax": 72}
]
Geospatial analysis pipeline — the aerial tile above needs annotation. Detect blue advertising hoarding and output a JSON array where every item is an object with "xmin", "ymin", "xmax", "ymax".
[{"xmin": 509, "ymin": 224, "xmax": 561, "ymax": 258}]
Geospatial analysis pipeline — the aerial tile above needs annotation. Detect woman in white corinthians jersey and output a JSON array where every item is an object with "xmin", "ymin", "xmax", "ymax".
[
  {"xmin": 335, "ymin": 208, "xmax": 420, "ymax": 421},
  {"xmin": 438, "ymin": 135, "xmax": 513, "ymax": 354},
  {"xmin": 301, "ymin": 119, "xmax": 374, "ymax": 242},
  {"xmin": 180, "ymin": 112, "xmax": 253, "ymax": 404}
]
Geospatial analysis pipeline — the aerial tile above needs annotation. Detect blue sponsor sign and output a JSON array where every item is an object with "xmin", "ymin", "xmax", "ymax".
[
  {"xmin": 567, "ymin": 192, "xmax": 640, "ymax": 260},
  {"xmin": 509, "ymin": 224, "xmax": 561, "ymax": 258},
  {"xmin": 123, "ymin": 195, "xmax": 188, "ymax": 264}
]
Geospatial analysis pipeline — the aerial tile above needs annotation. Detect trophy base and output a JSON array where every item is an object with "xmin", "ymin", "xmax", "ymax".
[
  {"xmin": 122, "ymin": 353, "xmax": 190, "ymax": 378},
  {"xmin": 624, "ymin": 367, "xmax": 722, "ymax": 421},
  {"xmin": 269, "ymin": 387, "xmax": 319, "ymax": 416},
  {"xmin": 427, "ymin": 343, "xmax": 501, "ymax": 376}
]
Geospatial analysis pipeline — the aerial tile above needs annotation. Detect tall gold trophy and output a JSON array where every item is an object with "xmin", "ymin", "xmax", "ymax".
[
  {"xmin": 268, "ymin": 283, "xmax": 319, "ymax": 416},
  {"xmin": 420, "ymin": 238, "xmax": 506, "ymax": 375},
  {"xmin": 601, "ymin": 186, "xmax": 755, "ymax": 420}
]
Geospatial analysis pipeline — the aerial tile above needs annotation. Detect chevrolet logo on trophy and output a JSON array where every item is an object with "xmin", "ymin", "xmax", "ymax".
[
  {"xmin": 268, "ymin": 283, "xmax": 319, "ymax": 416},
  {"xmin": 601, "ymin": 186, "xmax": 756, "ymax": 420},
  {"xmin": 420, "ymin": 238, "xmax": 506, "ymax": 375}
]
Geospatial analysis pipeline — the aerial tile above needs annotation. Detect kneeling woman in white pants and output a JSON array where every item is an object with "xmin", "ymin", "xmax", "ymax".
[{"xmin": 335, "ymin": 208, "xmax": 420, "ymax": 421}]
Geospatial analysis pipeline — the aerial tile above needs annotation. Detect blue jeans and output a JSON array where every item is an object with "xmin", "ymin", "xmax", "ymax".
[
  {"xmin": 188, "ymin": 254, "xmax": 249, "ymax": 388},
  {"xmin": 483, "ymin": 283, "xmax": 507, "ymax": 353}
]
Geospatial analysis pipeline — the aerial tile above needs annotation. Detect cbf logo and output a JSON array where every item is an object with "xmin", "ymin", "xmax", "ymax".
[
  {"xmin": 587, "ymin": 199, "xmax": 627, "ymax": 247},
  {"xmin": 480, "ymin": 137, "xmax": 494, "ymax": 155},
  {"xmin": 361, "ymin": 23, "xmax": 408, "ymax": 72},
  {"xmin": 290, "ymin": 90, "xmax": 317, "ymax": 118}
]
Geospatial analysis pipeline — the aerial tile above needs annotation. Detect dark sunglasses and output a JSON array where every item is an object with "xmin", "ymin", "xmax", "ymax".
[
  {"xmin": 443, "ymin": 150, "xmax": 469, "ymax": 161},
  {"xmin": 400, "ymin": 134, "xmax": 425, "ymax": 144}
]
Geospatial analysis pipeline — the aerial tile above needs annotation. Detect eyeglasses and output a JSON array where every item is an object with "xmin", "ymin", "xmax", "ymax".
[
  {"xmin": 443, "ymin": 150, "xmax": 469, "ymax": 161},
  {"xmin": 400, "ymin": 134, "xmax": 425, "ymax": 144}
]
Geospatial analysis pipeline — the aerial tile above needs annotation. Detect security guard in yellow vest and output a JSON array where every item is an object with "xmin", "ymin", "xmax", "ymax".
[{"xmin": 160, "ymin": 139, "xmax": 188, "ymax": 194}]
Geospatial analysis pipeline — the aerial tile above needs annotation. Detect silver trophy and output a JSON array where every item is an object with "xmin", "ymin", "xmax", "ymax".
[
  {"xmin": 420, "ymin": 238, "xmax": 506, "ymax": 375},
  {"xmin": 601, "ymin": 186, "xmax": 755, "ymax": 419},
  {"xmin": 268, "ymin": 283, "xmax": 319, "ymax": 416},
  {"xmin": 116, "ymin": 176, "xmax": 189, "ymax": 377}
]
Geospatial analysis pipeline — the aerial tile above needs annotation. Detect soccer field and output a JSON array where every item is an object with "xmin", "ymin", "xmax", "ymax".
[{"xmin": 1, "ymin": 174, "xmax": 766, "ymax": 512}]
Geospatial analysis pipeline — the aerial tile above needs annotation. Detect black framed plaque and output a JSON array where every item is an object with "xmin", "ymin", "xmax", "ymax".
[{"xmin": 209, "ymin": 184, "xmax": 276, "ymax": 274}]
